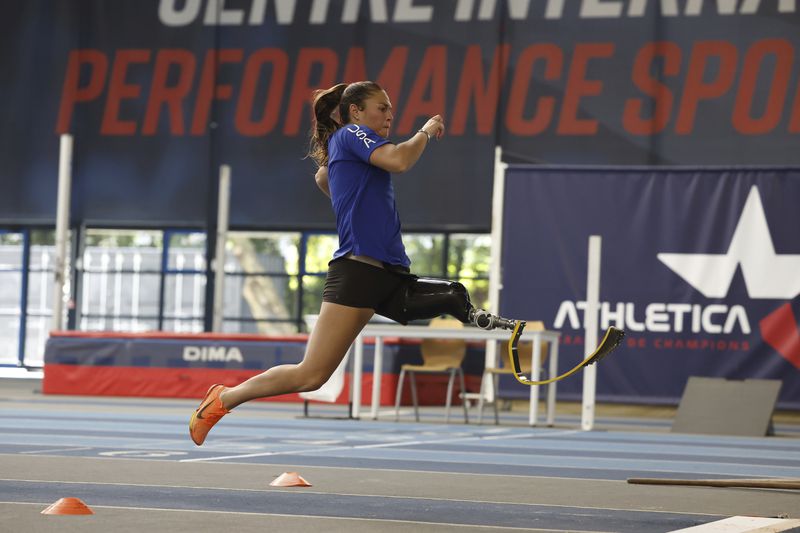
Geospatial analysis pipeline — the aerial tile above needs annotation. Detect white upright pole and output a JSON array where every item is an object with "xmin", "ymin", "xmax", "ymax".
[
  {"xmin": 132, "ymin": 253, "xmax": 141, "ymax": 331},
  {"xmin": 485, "ymin": 146, "xmax": 507, "ymax": 402},
  {"xmin": 212, "ymin": 165, "xmax": 231, "ymax": 332},
  {"xmin": 352, "ymin": 334, "xmax": 364, "ymax": 418},
  {"xmin": 582, "ymin": 235, "xmax": 602, "ymax": 431},
  {"xmin": 113, "ymin": 253, "xmax": 123, "ymax": 330},
  {"xmin": 52, "ymin": 134, "xmax": 73, "ymax": 332}
]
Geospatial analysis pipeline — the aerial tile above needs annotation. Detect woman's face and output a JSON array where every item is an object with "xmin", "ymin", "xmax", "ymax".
[{"xmin": 352, "ymin": 90, "xmax": 393, "ymax": 138}]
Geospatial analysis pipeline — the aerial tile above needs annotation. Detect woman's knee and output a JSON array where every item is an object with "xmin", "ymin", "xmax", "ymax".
[{"xmin": 295, "ymin": 366, "xmax": 334, "ymax": 392}]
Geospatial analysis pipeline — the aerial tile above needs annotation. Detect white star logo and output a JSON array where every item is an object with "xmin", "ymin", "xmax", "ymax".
[{"xmin": 657, "ymin": 186, "xmax": 800, "ymax": 300}]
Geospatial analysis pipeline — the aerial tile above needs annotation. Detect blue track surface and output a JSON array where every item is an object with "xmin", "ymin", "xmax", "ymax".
[{"xmin": 1, "ymin": 394, "xmax": 799, "ymax": 532}]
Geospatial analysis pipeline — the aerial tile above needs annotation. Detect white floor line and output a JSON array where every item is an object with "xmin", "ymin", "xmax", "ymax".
[
  {"xmin": 20, "ymin": 446, "xmax": 94, "ymax": 455},
  {"xmin": 0, "ymin": 482, "xmax": 720, "ymax": 518},
  {"xmin": 0, "ymin": 451, "xmax": 629, "ymax": 482},
  {"xmin": 181, "ymin": 430, "xmax": 581, "ymax": 463},
  {"xmin": 0, "ymin": 501, "xmax": 605, "ymax": 532}
]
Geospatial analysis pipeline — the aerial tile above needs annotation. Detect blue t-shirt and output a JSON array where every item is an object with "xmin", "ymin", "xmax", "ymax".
[{"xmin": 327, "ymin": 124, "xmax": 411, "ymax": 267}]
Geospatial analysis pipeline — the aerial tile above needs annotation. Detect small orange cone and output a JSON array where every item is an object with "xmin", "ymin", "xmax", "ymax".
[
  {"xmin": 269, "ymin": 472, "xmax": 312, "ymax": 487},
  {"xmin": 41, "ymin": 497, "xmax": 94, "ymax": 515}
]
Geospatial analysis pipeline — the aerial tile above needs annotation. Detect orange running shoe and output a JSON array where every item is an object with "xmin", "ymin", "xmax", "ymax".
[{"xmin": 189, "ymin": 384, "xmax": 230, "ymax": 446}]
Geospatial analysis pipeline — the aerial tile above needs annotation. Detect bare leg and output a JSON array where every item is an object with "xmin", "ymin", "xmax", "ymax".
[{"xmin": 220, "ymin": 302, "xmax": 374, "ymax": 409}]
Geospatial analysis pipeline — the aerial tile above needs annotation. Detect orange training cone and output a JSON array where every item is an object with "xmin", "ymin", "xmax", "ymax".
[
  {"xmin": 41, "ymin": 497, "xmax": 94, "ymax": 515},
  {"xmin": 270, "ymin": 472, "xmax": 312, "ymax": 487}
]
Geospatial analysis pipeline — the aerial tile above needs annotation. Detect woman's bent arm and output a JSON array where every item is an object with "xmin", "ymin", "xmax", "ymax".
[
  {"xmin": 369, "ymin": 115, "xmax": 445, "ymax": 174},
  {"xmin": 315, "ymin": 166, "xmax": 331, "ymax": 198}
]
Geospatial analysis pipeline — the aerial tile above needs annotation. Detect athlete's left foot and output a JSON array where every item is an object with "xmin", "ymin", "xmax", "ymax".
[{"xmin": 189, "ymin": 384, "xmax": 230, "ymax": 446}]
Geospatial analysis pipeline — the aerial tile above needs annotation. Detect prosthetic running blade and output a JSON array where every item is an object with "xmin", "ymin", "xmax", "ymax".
[{"xmin": 506, "ymin": 321, "xmax": 625, "ymax": 386}]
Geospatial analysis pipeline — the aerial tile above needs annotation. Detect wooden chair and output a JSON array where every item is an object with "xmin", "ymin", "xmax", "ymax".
[
  {"xmin": 477, "ymin": 321, "xmax": 549, "ymax": 424},
  {"xmin": 394, "ymin": 317, "xmax": 469, "ymax": 423}
]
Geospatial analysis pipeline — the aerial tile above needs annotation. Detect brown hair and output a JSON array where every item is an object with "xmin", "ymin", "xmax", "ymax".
[{"xmin": 307, "ymin": 81, "xmax": 384, "ymax": 167}]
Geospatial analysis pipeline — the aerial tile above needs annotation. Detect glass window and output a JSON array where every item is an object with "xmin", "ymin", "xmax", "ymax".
[
  {"xmin": 81, "ymin": 229, "xmax": 162, "ymax": 332},
  {"xmin": 224, "ymin": 274, "xmax": 297, "ymax": 320},
  {"xmin": 0, "ymin": 234, "xmax": 22, "ymax": 246},
  {"xmin": 0, "ymin": 315, "xmax": 20, "ymax": 366},
  {"xmin": 221, "ymin": 232, "xmax": 300, "ymax": 335},
  {"xmin": 167, "ymin": 232, "xmax": 205, "ymax": 270},
  {"xmin": 162, "ymin": 317, "xmax": 203, "ymax": 333},
  {"xmin": 301, "ymin": 274, "xmax": 326, "ymax": 319},
  {"xmin": 448, "ymin": 234, "xmax": 491, "ymax": 278},
  {"xmin": 26, "ymin": 247, "xmax": 52, "ymax": 362},
  {"xmin": 225, "ymin": 232, "xmax": 299, "ymax": 274},
  {"xmin": 299, "ymin": 233, "xmax": 338, "ymax": 332},
  {"xmin": 163, "ymin": 272, "xmax": 205, "ymax": 331},
  {"xmin": 27, "ymin": 230, "xmax": 69, "ymax": 365},
  {"xmin": 304, "ymin": 233, "xmax": 337, "ymax": 273},
  {"xmin": 448, "ymin": 234, "xmax": 491, "ymax": 309},
  {"xmin": 6, "ymin": 228, "xmax": 495, "ymax": 341},
  {"xmin": 163, "ymin": 231, "xmax": 205, "ymax": 333},
  {"xmin": 404, "ymin": 233, "xmax": 445, "ymax": 277},
  {"xmin": 0, "ymin": 232, "xmax": 22, "ymax": 365}
]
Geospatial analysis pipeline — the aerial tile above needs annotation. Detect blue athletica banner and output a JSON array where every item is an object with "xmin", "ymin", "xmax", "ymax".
[
  {"xmin": 3, "ymin": 2, "xmax": 800, "ymax": 229},
  {"xmin": 499, "ymin": 166, "xmax": 800, "ymax": 408}
]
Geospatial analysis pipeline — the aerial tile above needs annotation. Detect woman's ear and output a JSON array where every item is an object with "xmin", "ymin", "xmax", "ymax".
[{"xmin": 349, "ymin": 103, "xmax": 360, "ymax": 122}]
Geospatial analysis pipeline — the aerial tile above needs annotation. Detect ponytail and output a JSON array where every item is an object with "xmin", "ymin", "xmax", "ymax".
[{"xmin": 308, "ymin": 83, "xmax": 347, "ymax": 167}]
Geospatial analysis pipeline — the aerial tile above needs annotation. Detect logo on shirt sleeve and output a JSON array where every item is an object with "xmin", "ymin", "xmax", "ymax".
[{"xmin": 346, "ymin": 124, "xmax": 377, "ymax": 149}]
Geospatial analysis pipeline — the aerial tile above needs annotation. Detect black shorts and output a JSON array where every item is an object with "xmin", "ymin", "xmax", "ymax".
[{"xmin": 322, "ymin": 257, "xmax": 416, "ymax": 323}]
